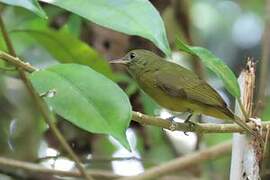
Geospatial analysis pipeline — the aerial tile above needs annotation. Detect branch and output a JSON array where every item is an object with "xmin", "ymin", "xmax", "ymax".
[
  {"xmin": 0, "ymin": 156, "xmax": 120, "ymax": 179},
  {"xmin": 0, "ymin": 17, "xmax": 94, "ymax": 180},
  {"xmin": 37, "ymin": 155, "xmax": 142, "ymax": 163},
  {"xmin": 132, "ymin": 111, "xmax": 270, "ymax": 133},
  {"xmin": 0, "ymin": 52, "xmax": 36, "ymax": 72},
  {"xmin": 118, "ymin": 141, "xmax": 232, "ymax": 180}
]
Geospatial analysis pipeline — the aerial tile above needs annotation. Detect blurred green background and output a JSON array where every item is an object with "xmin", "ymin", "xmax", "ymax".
[{"xmin": 0, "ymin": 0, "xmax": 269, "ymax": 179}]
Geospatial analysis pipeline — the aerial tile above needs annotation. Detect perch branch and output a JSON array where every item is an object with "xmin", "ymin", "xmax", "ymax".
[
  {"xmin": 132, "ymin": 111, "xmax": 270, "ymax": 133},
  {"xmin": 0, "ymin": 17, "xmax": 94, "ymax": 180},
  {"xmin": 118, "ymin": 141, "xmax": 232, "ymax": 180}
]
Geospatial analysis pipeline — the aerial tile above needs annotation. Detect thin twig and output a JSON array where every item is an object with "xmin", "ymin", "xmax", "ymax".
[
  {"xmin": 0, "ymin": 16, "xmax": 94, "ymax": 180},
  {"xmin": 0, "ymin": 52, "xmax": 36, "ymax": 72},
  {"xmin": 0, "ymin": 156, "xmax": 120, "ymax": 179},
  {"xmin": 236, "ymin": 97, "xmax": 250, "ymax": 121},
  {"xmin": 37, "ymin": 155, "xmax": 142, "ymax": 163},
  {"xmin": 0, "ymin": 16, "xmax": 15, "ymax": 56},
  {"xmin": 255, "ymin": 0, "xmax": 270, "ymax": 115},
  {"xmin": 118, "ymin": 141, "xmax": 232, "ymax": 180}
]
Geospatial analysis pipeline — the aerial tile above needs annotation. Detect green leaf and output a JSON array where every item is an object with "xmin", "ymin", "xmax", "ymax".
[
  {"xmin": 140, "ymin": 92, "xmax": 159, "ymax": 116},
  {"xmin": 112, "ymin": 73, "xmax": 138, "ymax": 96},
  {"xmin": 176, "ymin": 39, "xmax": 240, "ymax": 98},
  {"xmin": 39, "ymin": 0, "xmax": 171, "ymax": 56},
  {"xmin": 30, "ymin": 64, "xmax": 132, "ymax": 150},
  {"xmin": 262, "ymin": 98, "xmax": 270, "ymax": 121},
  {"xmin": 0, "ymin": 0, "xmax": 46, "ymax": 18},
  {"xmin": 61, "ymin": 14, "xmax": 82, "ymax": 37},
  {"xmin": 0, "ymin": 7, "xmax": 48, "ymax": 54},
  {"xmin": 16, "ymin": 29, "xmax": 113, "ymax": 78}
]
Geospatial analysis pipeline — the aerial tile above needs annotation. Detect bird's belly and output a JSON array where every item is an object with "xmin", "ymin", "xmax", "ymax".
[
  {"xmin": 138, "ymin": 76, "xmax": 232, "ymax": 119},
  {"xmin": 139, "ymin": 82, "xmax": 193, "ymax": 112},
  {"xmin": 143, "ymin": 88, "xmax": 229, "ymax": 118}
]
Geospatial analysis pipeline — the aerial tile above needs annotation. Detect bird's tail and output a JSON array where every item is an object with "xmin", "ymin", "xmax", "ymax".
[{"xmin": 220, "ymin": 107, "xmax": 264, "ymax": 144}]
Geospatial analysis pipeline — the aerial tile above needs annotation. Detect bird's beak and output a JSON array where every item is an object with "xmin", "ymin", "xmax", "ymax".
[{"xmin": 109, "ymin": 58, "xmax": 128, "ymax": 65}]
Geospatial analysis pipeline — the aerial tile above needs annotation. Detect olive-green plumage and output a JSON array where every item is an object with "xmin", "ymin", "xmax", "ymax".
[{"xmin": 111, "ymin": 49, "xmax": 259, "ymax": 137}]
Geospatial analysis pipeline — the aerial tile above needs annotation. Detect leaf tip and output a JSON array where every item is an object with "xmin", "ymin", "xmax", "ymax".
[{"xmin": 112, "ymin": 132, "xmax": 131, "ymax": 151}]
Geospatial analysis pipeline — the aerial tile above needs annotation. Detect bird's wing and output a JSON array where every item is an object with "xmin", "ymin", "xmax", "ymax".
[{"xmin": 155, "ymin": 69, "xmax": 226, "ymax": 107}]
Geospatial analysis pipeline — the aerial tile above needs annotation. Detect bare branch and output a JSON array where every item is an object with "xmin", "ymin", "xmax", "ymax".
[
  {"xmin": 132, "ymin": 111, "xmax": 270, "ymax": 133},
  {"xmin": 0, "ymin": 156, "xmax": 120, "ymax": 179},
  {"xmin": 118, "ymin": 141, "xmax": 232, "ymax": 180}
]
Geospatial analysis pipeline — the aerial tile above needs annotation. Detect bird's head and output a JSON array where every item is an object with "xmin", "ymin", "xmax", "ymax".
[{"xmin": 110, "ymin": 49, "xmax": 158, "ymax": 73}]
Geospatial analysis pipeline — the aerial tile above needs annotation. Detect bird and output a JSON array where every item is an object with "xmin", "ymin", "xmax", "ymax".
[{"xmin": 110, "ymin": 49, "xmax": 260, "ymax": 139}]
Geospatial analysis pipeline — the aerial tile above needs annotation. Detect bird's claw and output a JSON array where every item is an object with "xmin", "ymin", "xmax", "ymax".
[
  {"xmin": 183, "ymin": 121, "xmax": 196, "ymax": 136},
  {"xmin": 166, "ymin": 116, "xmax": 177, "ymax": 131},
  {"xmin": 169, "ymin": 121, "xmax": 177, "ymax": 131}
]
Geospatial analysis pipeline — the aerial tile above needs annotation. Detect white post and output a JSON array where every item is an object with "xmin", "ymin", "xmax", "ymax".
[{"xmin": 229, "ymin": 60, "xmax": 263, "ymax": 180}]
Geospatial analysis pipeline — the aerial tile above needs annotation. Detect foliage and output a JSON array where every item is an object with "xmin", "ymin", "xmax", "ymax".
[
  {"xmin": 39, "ymin": 0, "xmax": 171, "ymax": 56},
  {"xmin": 30, "ymin": 64, "xmax": 131, "ymax": 149},
  {"xmin": 16, "ymin": 28, "xmax": 113, "ymax": 78},
  {"xmin": 175, "ymin": 39, "xmax": 240, "ymax": 98},
  {"xmin": 0, "ymin": 0, "xmax": 46, "ymax": 18},
  {"xmin": 0, "ymin": 0, "xmax": 268, "ymax": 179}
]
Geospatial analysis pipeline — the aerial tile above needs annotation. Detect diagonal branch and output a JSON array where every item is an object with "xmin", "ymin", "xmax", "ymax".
[{"xmin": 0, "ymin": 16, "xmax": 94, "ymax": 180}]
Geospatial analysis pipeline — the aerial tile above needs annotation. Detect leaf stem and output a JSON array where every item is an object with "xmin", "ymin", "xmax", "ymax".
[
  {"xmin": 0, "ymin": 16, "xmax": 94, "ymax": 180},
  {"xmin": 236, "ymin": 97, "xmax": 249, "ymax": 121}
]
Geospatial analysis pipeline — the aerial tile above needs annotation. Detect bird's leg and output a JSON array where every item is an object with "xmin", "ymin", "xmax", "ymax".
[
  {"xmin": 183, "ymin": 111, "xmax": 196, "ymax": 135},
  {"xmin": 167, "ymin": 115, "xmax": 176, "ymax": 122},
  {"xmin": 184, "ymin": 113, "xmax": 193, "ymax": 123}
]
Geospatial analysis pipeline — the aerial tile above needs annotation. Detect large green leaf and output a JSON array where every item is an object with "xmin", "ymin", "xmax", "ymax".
[
  {"xmin": 16, "ymin": 29, "xmax": 113, "ymax": 78},
  {"xmin": 30, "ymin": 64, "xmax": 131, "ymax": 150},
  {"xmin": 176, "ymin": 39, "xmax": 240, "ymax": 98},
  {"xmin": 39, "ymin": 0, "xmax": 171, "ymax": 56},
  {"xmin": 0, "ymin": 0, "xmax": 46, "ymax": 18}
]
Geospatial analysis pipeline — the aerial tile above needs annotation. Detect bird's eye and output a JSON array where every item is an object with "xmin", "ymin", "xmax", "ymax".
[{"xmin": 129, "ymin": 52, "xmax": 136, "ymax": 59}]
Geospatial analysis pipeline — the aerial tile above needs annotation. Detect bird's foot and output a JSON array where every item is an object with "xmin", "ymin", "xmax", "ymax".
[
  {"xmin": 184, "ymin": 121, "xmax": 196, "ymax": 136},
  {"xmin": 183, "ymin": 113, "xmax": 195, "ymax": 135},
  {"xmin": 166, "ymin": 116, "xmax": 177, "ymax": 131}
]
